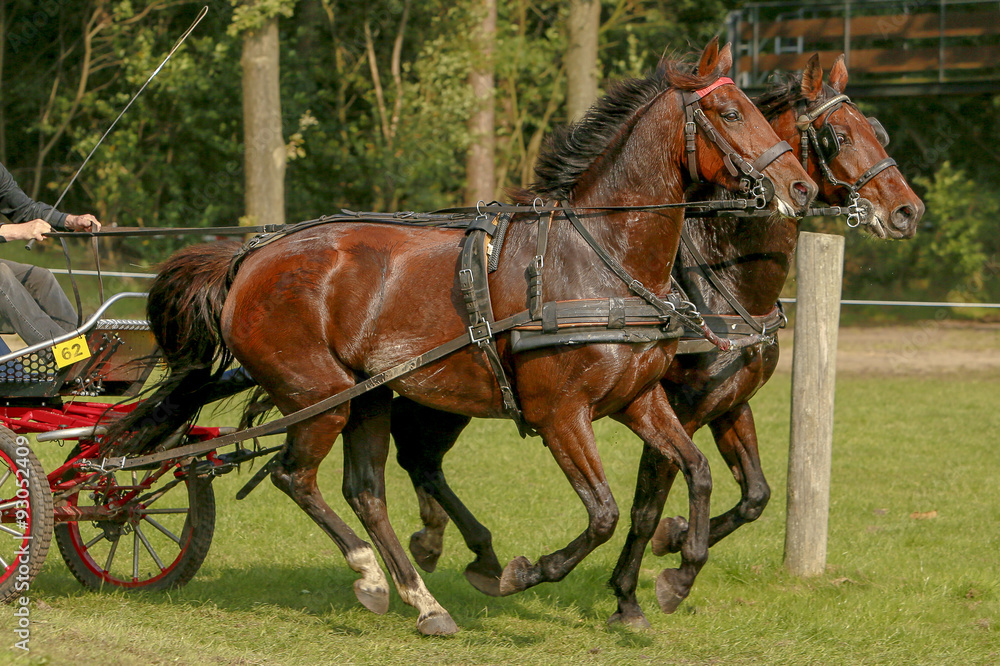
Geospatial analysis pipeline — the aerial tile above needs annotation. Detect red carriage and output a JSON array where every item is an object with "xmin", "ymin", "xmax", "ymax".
[{"xmin": 0, "ymin": 292, "xmax": 255, "ymax": 601}]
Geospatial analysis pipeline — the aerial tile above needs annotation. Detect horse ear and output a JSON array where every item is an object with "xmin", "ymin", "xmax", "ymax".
[
  {"xmin": 829, "ymin": 54, "xmax": 848, "ymax": 93},
  {"xmin": 697, "ymin": 36, "xmax": 720, "ymax": 78},
  {"xmin": 718, "ymin": 42, "xmax": 733, "ymax": 76},
  {"xmin": 800, "ymin": 54, "xmax": 824, "ymax": 102}
]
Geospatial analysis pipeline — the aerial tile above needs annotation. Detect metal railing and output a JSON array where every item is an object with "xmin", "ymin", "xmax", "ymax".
[{"xmin": 727, "ymin": 0, "xmax": 1000, "ymax": 96}]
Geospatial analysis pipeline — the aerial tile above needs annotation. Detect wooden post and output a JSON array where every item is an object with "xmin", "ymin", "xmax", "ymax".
[{"xmin": 784, "ymin": 231, "xmax": 844, "ymax": 576}]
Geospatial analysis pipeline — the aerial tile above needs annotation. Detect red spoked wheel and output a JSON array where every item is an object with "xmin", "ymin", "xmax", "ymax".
[
  {"xmin": 0, "ymin": 426, "xmax": 53, "ymax": 604},
  {"xmin": 54, "ymin": 458, "xmax": 215, "ymax": 592}
]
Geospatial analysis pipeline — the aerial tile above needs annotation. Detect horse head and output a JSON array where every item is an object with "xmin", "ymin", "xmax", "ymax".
[
  {"xmin": 766, "ymin": 53, "xmax": 924, "ymax": 239},
  {"xmin": 679, "ymin": 38, "xmax": 818, "ymax": 218}
]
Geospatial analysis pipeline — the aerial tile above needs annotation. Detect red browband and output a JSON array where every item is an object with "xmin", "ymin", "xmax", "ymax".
[{"xmin": 693, "ymin": 77, "xmax": 735, "ymax": 99}]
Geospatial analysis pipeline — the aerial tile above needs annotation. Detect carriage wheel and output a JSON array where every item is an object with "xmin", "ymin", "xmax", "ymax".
[
  {"xmin": 54, "ymin": 458, "xmax": 215, "ymax": 592},
  {"xmin": 0, "ymin": 426, "xmax": 53, "ymax": 604}
]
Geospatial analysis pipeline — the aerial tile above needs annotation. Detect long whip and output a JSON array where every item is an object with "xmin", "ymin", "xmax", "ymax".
[{"xmin": 27, "ymin": 6, "xmax": 209, "ymax": 315}]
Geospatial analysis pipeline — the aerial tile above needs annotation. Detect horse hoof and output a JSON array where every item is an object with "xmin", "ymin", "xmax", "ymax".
[
  {"xmin": 409, "ymin": 531, "xmax": 441, "ymax": 573},
  {"xmin": 655, "ymin": 568, "xmax": 689, "ymax": 614},
  {"xmin": 416, "ymin": 611, "xmax": 459, "ymax": 636},
  {"xmin": 499, "ymin": 555, "xmax": 535, "ymax": 596},
  {"xmin": 607, "ymin": 610, "xmax": 652, "ymax": 630},
  {"xmin": 353, "ymin": 579, "xmax": 390, "ymax": 615},
  {"xmin": 650, "ymin": 516, "xmax": 688, "ymax": 556},
  {"xmin": 464, "ymin": 564, "xmax": 502, "ymax": 597}
]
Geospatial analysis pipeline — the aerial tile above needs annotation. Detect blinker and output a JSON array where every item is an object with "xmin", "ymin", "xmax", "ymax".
[
  {"xmin": 867, "ymin": 116, "xmax": 890, "ymax": 147},
  {"xmin": 814, "ymin": 123, "xmax": 841, "ymax": 162}
]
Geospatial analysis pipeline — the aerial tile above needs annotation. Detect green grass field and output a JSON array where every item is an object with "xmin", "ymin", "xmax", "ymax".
[{"xmin": 2, "ymin": 359, "xmax": 999, "ymax": 664}]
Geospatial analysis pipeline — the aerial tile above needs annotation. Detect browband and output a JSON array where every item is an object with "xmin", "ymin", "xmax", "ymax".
[
  {"xmin": 797, "ymin": 93, "xmax": 850, "ymax": 126},
  {"xmin": 691, "ymin": 76, "xmax": 734, "ymax": 101}
]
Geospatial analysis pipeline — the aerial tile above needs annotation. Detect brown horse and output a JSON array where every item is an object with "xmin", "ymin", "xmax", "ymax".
[
  {"xmin": 110, "ymin": 39, "xmax": 815, "ymax": 635},
  {"xmin": 391, "ymin": 54, "xmax": 923, "ymax": 628}
]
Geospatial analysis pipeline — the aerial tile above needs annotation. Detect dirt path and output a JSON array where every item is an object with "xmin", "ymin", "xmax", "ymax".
[{"xmin": 775, "ymin": 322, "xmax": 1000, "ymax": 376}]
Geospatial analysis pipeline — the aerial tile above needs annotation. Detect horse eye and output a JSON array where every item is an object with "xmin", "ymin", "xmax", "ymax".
[
  {"xmin": 722, "ymin": 110, "xmax": 741, "ymax": 122},
  {"xmin": 836, "ymin": 132, "xmax": 848, "ymax": 145}
]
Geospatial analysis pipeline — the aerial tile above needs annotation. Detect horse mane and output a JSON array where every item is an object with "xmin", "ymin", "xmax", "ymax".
[
  {"xmin": 755, "ymin": 72, "xmax": 838, "ymax": 120},
  {"xmin": 531, "ymin": 54, "xmax": 728, "ymax": 201}
]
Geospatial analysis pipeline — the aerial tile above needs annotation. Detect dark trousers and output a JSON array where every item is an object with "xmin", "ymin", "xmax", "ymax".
[{"xmin": 0, "ymin": 259, "xmax": 77, "ymax": 345}]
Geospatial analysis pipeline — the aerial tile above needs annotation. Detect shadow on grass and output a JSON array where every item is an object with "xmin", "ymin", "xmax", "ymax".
[{"xmin": 33, "ymin": 555, "xmax": 668, "ymax": 643}]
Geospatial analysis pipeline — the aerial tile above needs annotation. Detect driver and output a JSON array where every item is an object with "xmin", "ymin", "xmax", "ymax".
[{"xmin": 0, "ymin": 161, "xmax": 101, "ymax": 349}]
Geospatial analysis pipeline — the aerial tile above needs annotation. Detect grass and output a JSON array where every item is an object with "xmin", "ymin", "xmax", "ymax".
[{"xmin": 1, "ymin": 362, "xmax": 1000, "ymax": 663}]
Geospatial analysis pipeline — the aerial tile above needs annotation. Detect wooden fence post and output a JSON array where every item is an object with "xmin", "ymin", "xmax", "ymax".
[{"xmin": 784, "ymin": 231, "xmax": 845, "ymax": 577}]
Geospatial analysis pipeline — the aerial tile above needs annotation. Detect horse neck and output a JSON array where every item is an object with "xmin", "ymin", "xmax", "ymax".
[
  {"xmin": 674, "ymin": 101, "xmax": 805, "ymax": 317},
  {"xmin": 554, "ymin": 120, "xmax": 688, "ymax": 297},
  {"xmin": 676, "ymin": 212, "xmax": 799, "ymax": 316}
]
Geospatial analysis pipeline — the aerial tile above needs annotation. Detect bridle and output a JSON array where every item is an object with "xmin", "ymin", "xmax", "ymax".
[
  {"xmin": 796, "ymin": 93, "xmax": 896, "ymax": 228},
  {"xmin": 681, "ymin": 77, "xmax": 793, "ymax": 210}
]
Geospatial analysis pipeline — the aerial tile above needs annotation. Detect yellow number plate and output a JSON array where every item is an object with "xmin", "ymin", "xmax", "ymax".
[{"xmin": 52, "ymin": 335, "xmax": 92, "ymax": 368}]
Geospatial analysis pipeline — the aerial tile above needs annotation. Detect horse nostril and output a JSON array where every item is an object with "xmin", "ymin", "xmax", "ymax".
[
  {"xmin": 891, "ymin": 204, "xmax": 916, "ymax": 230},
  {"xmin": 790, "ymin": 181, "xmax": 814, "ymax": 208}
]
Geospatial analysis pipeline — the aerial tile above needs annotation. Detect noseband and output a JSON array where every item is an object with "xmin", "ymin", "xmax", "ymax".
[
  {"xmin": 796, "ymin": 94, "xmax": 897, "ymax": 228},
  {"xmin": 681, "ymin": 77, "xmax": 793, "ymax": 209}
]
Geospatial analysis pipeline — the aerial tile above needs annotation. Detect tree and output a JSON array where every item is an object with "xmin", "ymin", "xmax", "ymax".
[
  {"xmin": 566, "ymin": 0, "xmax": 601, "ymax": 122},
  {"xmin": 465, "ymin": 0, "xmax": 496, "ymax": 205},
  {"xmin": 230, "ymin": 0, "xmax": 295, "ymax": 227}
]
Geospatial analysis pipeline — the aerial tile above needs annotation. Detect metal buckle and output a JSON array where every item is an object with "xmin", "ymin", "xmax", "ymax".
[
  {"xmin": 845, "ymin": 192, "xmax": 863, "ymax": 228},
  {"xmin": 468, "ymin": 320, "xmax": 493, "ymax": 345}
]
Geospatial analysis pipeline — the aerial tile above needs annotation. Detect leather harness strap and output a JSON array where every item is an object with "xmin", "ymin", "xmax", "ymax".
[
  {"xmin": 679, "ymin": 226, "xmax": 767, "ymax": 334},
  {"xmin": 459, "ymin": 214, "xmax": 530, "ymax": 436}
]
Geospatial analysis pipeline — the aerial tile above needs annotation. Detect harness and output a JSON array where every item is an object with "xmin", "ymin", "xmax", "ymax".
[
  {"xmin": 671, "ymin": 91, "xmax": 898, "ymax": 355},
  {"xmin": 796, "ymin": 93, "xmax": 896, "ymax": 228}
]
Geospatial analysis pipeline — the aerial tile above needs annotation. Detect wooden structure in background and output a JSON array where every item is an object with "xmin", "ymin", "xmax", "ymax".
[{"xmin": 728, "ymin": 0, "xmax": 1000, "ymax": 96}]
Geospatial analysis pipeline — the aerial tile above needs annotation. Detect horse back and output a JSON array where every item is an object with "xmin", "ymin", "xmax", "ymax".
[{"xmin": 221, "ymin": 222, "xmax": 506, "ymax": 414}]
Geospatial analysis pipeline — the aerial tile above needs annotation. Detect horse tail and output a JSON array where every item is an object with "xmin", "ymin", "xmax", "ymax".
[{"xmin": 102, "ymin": 240, "xmax": 242, "ymax": 456}]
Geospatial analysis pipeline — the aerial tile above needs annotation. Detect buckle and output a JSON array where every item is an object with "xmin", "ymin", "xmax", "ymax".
[{"xmin": 468, "ymin": 320, "xmax": 493, "ymax": 345}]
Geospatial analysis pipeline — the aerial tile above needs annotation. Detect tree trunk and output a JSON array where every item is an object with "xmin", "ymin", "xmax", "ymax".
[
  {"xmin": 566, "ymin": 0, "xmax": 601, "ymax": 123},
  {"xmin": 465, "ymin": 0, "xmax": 496, "ymax": 206},
  {"xmin": 241, "ymin": 16, "xmax": 285, "ymax": 227}
]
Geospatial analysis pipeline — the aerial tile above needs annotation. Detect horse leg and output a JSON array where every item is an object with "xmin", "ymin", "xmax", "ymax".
[
  {"xmin": 615, "ymin": 386, "xmax": 712, "ymax": 615},
  {"xmin": 650, "ymin": 402, "xmax": 770, "ymax": 554},
  {"xmin": 607, "ymin": 441, "xmax": 679, "ymax": 628},
  {"xmin": 392, "ymin": 397, "xmax": 504, "ymax": 596},
  {"xmin": 343, "ymin": 387, "xmax": 459, "ymax": 636},
  {"xmin": 269, "ymin": 409, "xmax": 391, "ymax": 615},
  {"xmin": 498, "ymin": 410, "xmax": 619, "ymax": 596},
  {"xmin": 705, "ymin": 403, "xmax": 771, "ymax": 545}
]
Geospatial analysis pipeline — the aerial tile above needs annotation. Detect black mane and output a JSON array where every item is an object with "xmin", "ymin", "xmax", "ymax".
[{"xmin": 531, "ymin": 57, "xmax": 722, "ymax": 201}]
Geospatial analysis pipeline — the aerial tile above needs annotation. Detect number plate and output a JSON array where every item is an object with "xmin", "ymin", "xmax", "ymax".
[{"xmin": 52, "ymin": 335, "xmax": 92, "ymax": 368}]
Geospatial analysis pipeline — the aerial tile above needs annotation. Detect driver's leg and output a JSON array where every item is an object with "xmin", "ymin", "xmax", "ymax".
[{"xmin": 0, "ymin": 260, "xmax": 73, "ymax": 344}]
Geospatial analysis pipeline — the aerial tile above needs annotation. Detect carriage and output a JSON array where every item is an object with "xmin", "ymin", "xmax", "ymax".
[{"xmin": 0, "ymin": 292, "xmax": 268, "ymax": 601}]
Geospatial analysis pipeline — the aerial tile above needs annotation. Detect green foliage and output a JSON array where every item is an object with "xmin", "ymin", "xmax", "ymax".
[
  {"xmin": 9, "ymin": 0, "xmax": 997, "ymax": 312},
  {"xmin": 842, "ymin": 162, "xmax": 1000, "ymax": 305},
  {"xmin": 228, "ymin": 0, "xmax": 296, "ymax": 36},
  {"xmin": 914, "ymin": 162, "xmax": 998, "ymax": 299}
]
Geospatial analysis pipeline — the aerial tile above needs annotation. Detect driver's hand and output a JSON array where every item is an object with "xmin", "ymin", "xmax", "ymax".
[
  {"xmin": 0, "ymin": 219, "xmax": 51, "ymax": 242},
  {"xmin": 65, "ymin": 213, "xmax": 102, "ymax": 232}
]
